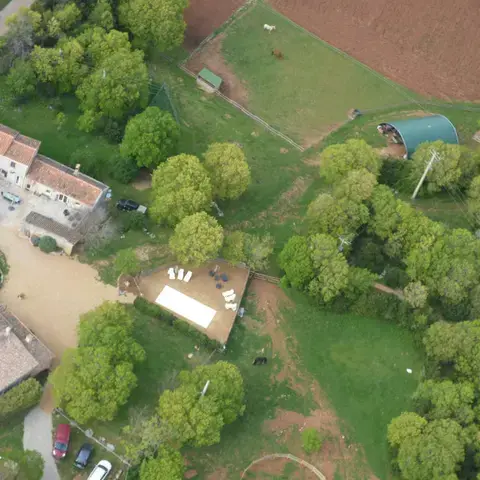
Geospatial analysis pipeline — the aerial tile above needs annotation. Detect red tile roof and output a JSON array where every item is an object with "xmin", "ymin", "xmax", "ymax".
[
  {"xmin": 0, "ymin": 131, "xmax": 15, "ymax": 156},
  {"xmin": 27, "ymin": 155, "xmax": 104, "ymax": 206},
  {"xmin": 4, "ymin": 140, "xmax": 37, "ymax": 167}
]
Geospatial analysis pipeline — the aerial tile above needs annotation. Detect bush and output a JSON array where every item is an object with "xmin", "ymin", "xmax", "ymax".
[
  {"xmin": 302, "ymin": 428, "xmax": 322, "ymax": 454},
  {"xmin": 133, "ymin": 297, "xmax": 173, "ymax": 323},
  {"xmin": 108, "ymin": 154, "xmax": 139, "ymax": 184},
  {"xmin": 172, "ymin": 319, "xmax": 222, "ymax": 350},
  {"xmin": 103, "ymin": 119, "xmax": 125, "ymax": 144},
  {"xmin": 0, "ymin": 378, "xmax": 42, "ymax": 420},
  {"xmin": 38, "ymin": 236, "xmax": 57, "ymax": 253}
]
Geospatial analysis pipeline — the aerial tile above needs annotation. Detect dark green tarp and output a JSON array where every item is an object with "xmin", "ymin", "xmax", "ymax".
[{"xmin": 383, "ymin": 115, "xmax": 459, "ymax": 157}]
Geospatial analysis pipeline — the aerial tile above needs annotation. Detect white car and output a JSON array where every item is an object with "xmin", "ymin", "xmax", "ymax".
[{"xmin": 87, "ymin": 460, "xmax": 112, "ymax": 480}]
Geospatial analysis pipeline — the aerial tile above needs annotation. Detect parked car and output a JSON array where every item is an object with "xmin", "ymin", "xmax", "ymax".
[
  {"xmin": 87, "ymin": 460, "xmax": 112, "ymax": 480},
  {"xmin": 74, "ymin": 443, "xmax": 94, "ymax": 469},
  {"xmin": 116, "ymin": 199, "xmax": 147, "ymax": 213},
  {"xmin": 1, "ymin": 191, "xmax": 21, "ymax": 204},
  {"xmin": 52, "ymin": 424, "xmax": 71, "ymax": 460}
]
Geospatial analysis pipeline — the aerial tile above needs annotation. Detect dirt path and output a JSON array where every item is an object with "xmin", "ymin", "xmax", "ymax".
[
  {"xmin": 0, "ymin": 226, "xmax": 133, "ymax": 360},
  {"xmin": 249, "ymin": 279, "xmax": 378, "ymax": 480}
]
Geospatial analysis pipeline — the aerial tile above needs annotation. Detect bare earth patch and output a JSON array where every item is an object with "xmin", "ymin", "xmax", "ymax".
[
  {"xmin": 249, "ymin": 279, "xmax": 379, "ymax": 480},
  {"xmin": 186, "ymin": 33, "xmax": 249, "ymax": 106}
]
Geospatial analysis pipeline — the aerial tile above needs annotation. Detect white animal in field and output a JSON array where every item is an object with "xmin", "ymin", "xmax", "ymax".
[{"xmin": 263, "ymin": 24, "xmax": 276, "ymax": 33}]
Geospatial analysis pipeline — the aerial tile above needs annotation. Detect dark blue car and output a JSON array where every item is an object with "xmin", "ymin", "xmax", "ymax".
[{"xmin": 74, "ymin": 443, "xmax": 94, "ymax": 469}]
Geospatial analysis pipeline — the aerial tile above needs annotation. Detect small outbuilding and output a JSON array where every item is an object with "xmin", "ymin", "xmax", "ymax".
[
  {"xmin": 196, "ymin": 68, "xmax": 223, "ymax": 93},
  {"xmin": 377, "ymin": 115, "xmax": 459, "ymax": 158}
]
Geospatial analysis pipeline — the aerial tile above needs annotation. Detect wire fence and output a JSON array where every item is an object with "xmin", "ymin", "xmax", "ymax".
[{"xmin": 149, "ymin": 81, "xmax": 180, "ymax": 123}]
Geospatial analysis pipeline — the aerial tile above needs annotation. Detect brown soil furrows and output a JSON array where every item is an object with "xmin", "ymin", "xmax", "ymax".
[
  {"xmin": 249, "ymin": 279, "xmax": 379, "ymax": 480},
  {"xmin": 267, "ymin": 0, "xmax": 480, "ymax": 100}
]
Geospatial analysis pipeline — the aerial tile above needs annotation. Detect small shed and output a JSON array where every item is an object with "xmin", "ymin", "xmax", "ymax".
[
  {"xmin": 378, "ymin": 115, "xmax": 459, "ymax": 157},
  {"xmin": 197, "ymin": 68, "xmax": 223, "ymax": 93}
]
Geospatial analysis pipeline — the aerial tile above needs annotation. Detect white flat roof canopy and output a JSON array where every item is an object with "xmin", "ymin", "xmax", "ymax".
[{"xmin": 155, "ymin": 285, "xmax": 216, "ymax": 329}]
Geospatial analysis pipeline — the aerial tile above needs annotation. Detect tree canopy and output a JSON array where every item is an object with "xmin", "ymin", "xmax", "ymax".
[
  {"xmin": 50, "ymin": 302, "xmax": 145, "ymax": 423},
  {"xmin": 169, "ymin": 212, "xmax": 224, "ymax": 266},
  {"xmin": 333, "ymin": 169, "xmax": 377, "ymax": 203},
  {"xmin": 157, "ymin": 361, "xmax": 245, "ymax": 447},
  {"xmin": 120, "ymin": 107, "xmax": 180, "ymax": 168},
  {"xmin": 279, "ymin": 235, "xmax": 315, "ymax": 289},
  {"xmin": 203, "ymin": 143, "xmax": 251, "ymax": 200},
  {"xmin": 319, "ymin": 139, "xmax": 381, "ymax": 184},
  {"xmin": 139, "ymin": 447, "xmax": 184, "ymax": 480},
  {"xmin": 119, "ymin": 0, "xmax": 187, "ymax": 51},
  {"xmin": 76, "ymin": 48, "xmax": 148, "ymax": 130},
  {"xmin": 150, "ymin": 154, "xmax": 213, "ymax": 226}
]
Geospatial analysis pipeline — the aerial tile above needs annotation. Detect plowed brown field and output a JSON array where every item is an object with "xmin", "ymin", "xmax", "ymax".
[{"xmin": 184, "ymin": 0, "xmax": 480, "ymax": 100}]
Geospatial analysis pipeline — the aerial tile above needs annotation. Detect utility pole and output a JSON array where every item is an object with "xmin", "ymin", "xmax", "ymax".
[{"xmin": 411, "ymin": 150, "xmax": 439, "ymax": 200}]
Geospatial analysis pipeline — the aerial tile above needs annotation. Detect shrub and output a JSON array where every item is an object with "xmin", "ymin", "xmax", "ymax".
[
  {"xmin": 384, "ymin": 266, "xmax": 410, "ymax": 289},
  {"xmin": 172, "ymin": 319, "xmax": 222, "ymax": 350},
  {"xmin": 107, "ymin": 153, "xmax": 139, "ymax": 184},
  {"xmin": 38, "ymin": 236, "xmax": 57, "ymax": 253},
  {"xmin": 133, "ymin": 297, "xmax": 173, "ymax": 324},
  {"xmin": 0, "ymin": 378, "xmax": 42, "ymax": 420},
  {"xmin": 302, "ymin": 428, "xmax": 322, "ymax": 454}
]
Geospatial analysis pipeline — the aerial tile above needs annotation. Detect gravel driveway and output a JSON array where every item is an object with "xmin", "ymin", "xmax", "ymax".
[{"xmin": 23, "ymin": 406, "xmax": 60, "ymax": 480}]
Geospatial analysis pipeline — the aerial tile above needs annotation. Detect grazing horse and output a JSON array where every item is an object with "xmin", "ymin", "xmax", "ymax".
[
  {"xmin": 271, "ymin": 49, "xmax": 284, "ymax": 60},
  {"xmin": 253, "ymin": 356, "xmax": 268, "ymax": 366},
  {"xmin": 263, "ymin": 24, "xmax": 276, "ymax": 33}
]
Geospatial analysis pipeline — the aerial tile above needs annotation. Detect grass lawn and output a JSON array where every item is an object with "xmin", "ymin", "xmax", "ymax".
[
  {"xmin": 219, "ymin": 1, "xmax": 421, "ymax": 146},
  {"xmin": 0, "ymin": 415, "xmax": 24, "ymax": 451},
  {"xmin": 281, "ymin": 290, "xmax": 424, "ymax": 479}
]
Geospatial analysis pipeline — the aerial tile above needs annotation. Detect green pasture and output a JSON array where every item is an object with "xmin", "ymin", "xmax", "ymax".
[
  {"xmin": 219, "ymin": 1, "xmax": 421, "ymax": 146},
  {"xmin": 282, "ymin": 290, "xmax": 424, "ymax": 479}
]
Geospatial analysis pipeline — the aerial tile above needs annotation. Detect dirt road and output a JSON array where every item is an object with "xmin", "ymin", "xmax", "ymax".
[{"xmin": 0, "ymin": 227, "xmax": 133, "ymax": 360}]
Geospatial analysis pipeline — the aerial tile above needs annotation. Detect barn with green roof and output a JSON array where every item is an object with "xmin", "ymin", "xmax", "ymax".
[{"xmin": 378, "ymin": 115, "xmax": 459, "ymax": 157}]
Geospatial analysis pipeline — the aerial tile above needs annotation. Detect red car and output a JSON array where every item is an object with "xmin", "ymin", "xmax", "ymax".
[{"xmin": 52, "ymin": 424, "xmax": 71, "ymax": 460}]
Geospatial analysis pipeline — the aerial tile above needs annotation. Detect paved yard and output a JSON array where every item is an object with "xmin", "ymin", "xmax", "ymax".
[{"xmin": 0, "ymin": 226, "xmax": 133, "ymax": 360}]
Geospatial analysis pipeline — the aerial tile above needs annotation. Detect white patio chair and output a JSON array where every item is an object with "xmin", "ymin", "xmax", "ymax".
[
  {"xmin": 184, "ymin": 271, "xmax": 192, "ymax": 282},
  {"xmin": 177, "ymin": 268, "xmax": 184, "ymax": 281},
  {"xmin": 225, "ymin": 293, "xmax": 236, "ymax": 303},
  {"xmin": 222, "ymin": 289, "xmax": 234, "ymax": 298},
  {"xmin": 168, "ymin": 267, "xmax": 175, "ymax": 280}
]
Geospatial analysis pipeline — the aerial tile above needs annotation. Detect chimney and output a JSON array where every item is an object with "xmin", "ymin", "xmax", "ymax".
[
  {"xmin": 74, "ymin": 164, "xmax": 81, "ymax": 176},
  {"xmin": 25, "ymin": 334, "xmax": 33, "ymax": 343}
]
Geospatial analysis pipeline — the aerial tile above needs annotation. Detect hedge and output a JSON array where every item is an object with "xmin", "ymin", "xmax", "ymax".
[
  {"xmin": 0, "ymin": 378, "xmax": 42, "ymax": 420},
  {"xmin": 38, "ymin": 236, "xmax": 57, "ymax": 253},
  {"xmin": 133, "ymin": 297, "xmax": 222, "ymax": 350}
]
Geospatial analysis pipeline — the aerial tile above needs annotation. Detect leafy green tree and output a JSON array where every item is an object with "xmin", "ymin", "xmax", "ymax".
[
  {"xmin": 387, "ymin": 412, "xmax": 428, "ymax": 448},
  {"xmin": 308, "ymin": 234, "xmax": 349, "ymax": 303},
  {"xmin": 52, "ymin": 3, "xmax": 81, "ymax": 35},
  {"xmin": 30, "ymin": 39, "xmax": 87, "ymax": 93},
  {"xmin": 55, "ymin": 112, "xmax": 66, "ymax": 130},
  {"xmin": 396, "ymin": 419, "xmax": 466, "ymax": 480},
  {"xmin": 343, "ymin": 267, "xmax": 376, "ymax": 302},
  {"xmin": 413, "ymin": 380, "xmax": 475, "ymax": 425},
  {"xmin": 50, "ymin": 302, "xmax": 145, "ymax": 423},
  {"xmin": 119, "ymin": 0, "xmax": 187, "ymax": 51},
  {"xmin": 150, "ymin": 154, "xmax": 213, "ymax": 225},
  {"xmin": 410, "ymin": 141, "xmax": 480, "ymax": 194},
  {"xmin": 319, "ymin": 139, "xmax": 381, "ymax": 184},
  {"xmin": 368, "ymin": 185, "xmax": 399, "ymax": 240},
  {"xmin": 89, "ymin": 0, "xmax": 114, "ymax": 30},
  {"xmin": 6, "ymin": 59, "xmax": 36, "ymax": 98},
  {"xmin": 279, "ymin": 235, "xmax": 315, "ymax": 289},
  {"xmin": 78, "ymin": 28, "xmax": 132, "ymax": 66},
  {"xmin": 4, "ymin": 8, "xmax": 42, "ymax": 60},
  {"xmin": 406, "ymin": 228, "xmax": 479, "ymax": 304},
  {"xmin": 302, "ymin": 428, "xmax": 322, "ymax": 454},
  {"xmin": 424, "ymin": 320, "xmax": 480, "ymax": 387},
  {"xmin": 222, "ymin": 231, "xmax": 246, "ymax": 265},
  {"xmin": 404, "ymin": 281, "xmax": 429, "ymax": 309},
  {"xmin": 158, "ymin": 361, "xmax": 245, "ymax": 447},
  {"xmin": 0, "ymin": 379, "xmax": 42, "ymax": 419},
  {"xmin": 76, "ymin": 48, "xmax": 148, "ymax": 130},
  {"xmin": 334, "ymin": 169, "xmax": 377, "ymax": 203},
  {"xmin": 114, "ymin": 248, "xmax": 140, "ymax": 276},
  {"xmin": 140, "ymin": 447, "xmax": 184, "ymax": 480},
  {"xmin": 120, "ymin": 107, "xmax": 180, "ymax": 168},
  {"xmin": 203, "ymin": 143, "xmax": 251, "ymax": 200},
  {"xmin": 307, "ymin": 193, "xmax": 369, "ymax": 236},
  {"xmin": 243, "ymin": 233, "xmax": 275, "ymax": 271},
  {"xmin": 0, "ymin": 449, "xmax": 44, "ymax": 480},
  {"xmin": 169, "ymin": 212, "xmax": 223, "ymax": 266}
]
